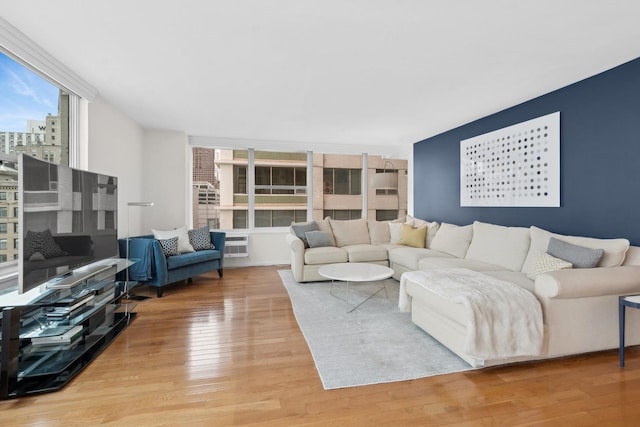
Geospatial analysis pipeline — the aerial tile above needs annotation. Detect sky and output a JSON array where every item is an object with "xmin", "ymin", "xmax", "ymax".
[{"xmin": 0, "ymin": 52, "xmax": 59, "ymax": 132}]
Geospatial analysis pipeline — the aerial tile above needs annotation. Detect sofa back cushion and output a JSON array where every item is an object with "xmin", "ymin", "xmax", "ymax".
[
  {"xmin": 521, "ymin": 226, "xmax": 630, "ymax": 272},
  {"xmin": 329, "ymin": 218, "xmax": 370, "ymax": 247},
  {"xmin": 429, "ymin": 223, "xmax": 473, "ymax": 258},
  {"xmin": 406, "ymin": 214, "xmax": 441, "ymax": 248},
  {"xmin": 315, "ymin": 217, "xmax": 336, "ymax": 246},
  {"xmin": 465, "ymin": 221, "xmax": 531, "ymax": 271},
  {"xmin": 367, "ymin": 220, "xmax": 391, "ymax": 244}
]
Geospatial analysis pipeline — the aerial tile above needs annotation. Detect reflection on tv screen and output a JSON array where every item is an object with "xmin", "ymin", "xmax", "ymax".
[{"xmin": 19, "ymin": 154, "xmax": 118, "ymax": 293}]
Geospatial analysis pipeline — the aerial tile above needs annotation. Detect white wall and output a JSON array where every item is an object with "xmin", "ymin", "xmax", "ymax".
[
  {"xmin": 224, "ymin": 231, "xmax": 291, "ymax": 268},
  {"xmin": 87, "ymin": 96, "xmax": 145, "ymax": 237},
  {"xmin": 141, "ymin": 129, "xmax": 189, "ymax": 233},
  {"xmin": 86, "ymin": 99, "xmax": 414, "ymax": 267}
]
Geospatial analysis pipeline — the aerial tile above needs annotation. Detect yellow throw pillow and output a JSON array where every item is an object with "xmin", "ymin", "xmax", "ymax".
[{"xmin": 397, "ymin": 224, "xmax": 427, "ymax": 248}]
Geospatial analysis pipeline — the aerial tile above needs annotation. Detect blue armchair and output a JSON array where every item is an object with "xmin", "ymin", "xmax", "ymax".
[{"xmin": 118, "ymin": 231, "xmax": 225, "ymax": 297}]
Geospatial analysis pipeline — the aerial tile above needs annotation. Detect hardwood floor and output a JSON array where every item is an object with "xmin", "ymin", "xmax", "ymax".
[{"xmin": 2, "ymin": 266, "xmax": 640, "ymax": 426}]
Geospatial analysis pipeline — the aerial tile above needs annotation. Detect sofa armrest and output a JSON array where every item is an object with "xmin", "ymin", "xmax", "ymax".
[
  {"xmin": 210, "ymin": 231, "xmax": 226, "ymax": 269},
  {"xmin": 149, "ymin": 240, "xmax": 169, "ymax": 283},
  {"xmin": 285, "ymin": 233, "xmax": 305, "ymax": 282},
  {"xmin": 535, "ymin": 266, "xmax": 640, "ymax": 299}
]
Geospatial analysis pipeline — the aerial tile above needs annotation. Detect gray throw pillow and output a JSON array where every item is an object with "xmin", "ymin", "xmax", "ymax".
[
  {"xmin": 305, "ymin": 231, "xmax": 334, "ymax": 248},
  {"xmin": 291, "ymin": 221, "xmax": 319, "ymax": 248},
  {"xmin": 547, "ymin": 237, "xmax": 604, "ymax": 268}
]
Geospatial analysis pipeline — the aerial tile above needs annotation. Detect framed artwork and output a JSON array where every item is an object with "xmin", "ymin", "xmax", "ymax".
[{"xmin": 460, "ymin": 111, "xmax": 560, "ymax": 207}]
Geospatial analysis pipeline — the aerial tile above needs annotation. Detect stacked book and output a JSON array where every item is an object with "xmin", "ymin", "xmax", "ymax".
[
  {"xmin": 27, "ymin": 324, "xmax": 84, "ymax": 347},
  {"xmin": 44, "ymin": 291, "xmax": 95, "ymax": 321}
]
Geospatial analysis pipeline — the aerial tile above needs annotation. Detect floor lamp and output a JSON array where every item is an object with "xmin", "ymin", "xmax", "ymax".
[
  {"xmin": 123, "ymin": 201, "xmax": 154, "ymax": 300},
  {"xmin": 370, "ymin": 160, "xmax": 399, "ymax": 219}
]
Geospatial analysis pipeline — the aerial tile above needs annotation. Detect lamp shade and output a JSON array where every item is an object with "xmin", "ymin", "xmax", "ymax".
[{"xmin": 370, "ymin": 172, "xmax": 398, "ymax": 190}]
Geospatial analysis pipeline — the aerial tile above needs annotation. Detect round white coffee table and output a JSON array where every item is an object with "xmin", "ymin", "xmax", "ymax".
[{"xmin": 318, "ymin": 263, "xmax": 394, "ymax": 313}]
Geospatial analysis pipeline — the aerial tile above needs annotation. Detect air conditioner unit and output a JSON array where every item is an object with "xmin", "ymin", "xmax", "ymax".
[{"xmin": 224, "ymin": 232, "xmax": 249, "ymax": 258}]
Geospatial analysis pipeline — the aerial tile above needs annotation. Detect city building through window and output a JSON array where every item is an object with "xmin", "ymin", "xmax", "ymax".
[
  {"xmin": 192, "ymin": 148, "xmax": 407, "ymax": 230},
  {"xmin": 0, "ymin": 51, "xmax": 74, "ymax": 265}
]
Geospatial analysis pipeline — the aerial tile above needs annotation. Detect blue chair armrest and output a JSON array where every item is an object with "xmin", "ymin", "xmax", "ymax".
[
  {"xmin": 211, "ymin": 232, "xmax": 226, "ymax": 268},
  {"xmin": 149, "ymin": 239, "xmax": 169, "ymax": 283}
]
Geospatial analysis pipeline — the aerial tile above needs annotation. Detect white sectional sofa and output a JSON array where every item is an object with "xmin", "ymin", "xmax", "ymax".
[{"xmin": 286, "ymin": 216, "xmax": 640, "ymax": 367}]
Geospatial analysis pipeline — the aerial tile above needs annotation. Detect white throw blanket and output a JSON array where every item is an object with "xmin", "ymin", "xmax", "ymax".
[{"xmin": 399, "ymin": 269, "xmax": 543, "ymax": 359}]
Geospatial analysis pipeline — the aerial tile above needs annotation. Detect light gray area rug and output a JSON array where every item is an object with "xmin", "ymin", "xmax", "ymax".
[{"xmin": 278, "ymin": 270, "xmax": 474, "ymax": 389}]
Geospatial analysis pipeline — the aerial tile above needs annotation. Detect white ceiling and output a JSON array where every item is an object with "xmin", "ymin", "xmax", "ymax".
[{"xmin": 2, "ymin": 1, "xmax": 640, "ymax": 155}]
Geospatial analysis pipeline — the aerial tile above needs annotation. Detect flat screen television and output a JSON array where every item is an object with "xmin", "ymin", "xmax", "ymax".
[{"xmin": 18, "ymin": 154, "xmax": 118, "ymax": 294}]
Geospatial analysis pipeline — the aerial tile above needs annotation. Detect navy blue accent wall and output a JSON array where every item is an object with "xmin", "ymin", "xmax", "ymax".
[{"xmin": 413, "ymin": 57, "xmax": 640, "ymax": 245}]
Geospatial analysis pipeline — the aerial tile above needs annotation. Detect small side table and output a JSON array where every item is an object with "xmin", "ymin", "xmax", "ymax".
[{"xmin": 619, "ymin": 294, "xmax": 640, "ymax": 367}]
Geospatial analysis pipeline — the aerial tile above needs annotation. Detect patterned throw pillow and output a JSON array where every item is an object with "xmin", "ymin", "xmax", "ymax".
[
  {"xmin": 24, "ymin": 229, "xmax": 65, "ymax": 259},
  {"xmin": 526, "ymin": 251, "xmax": 573, "ymax": 279},
  {"xmin": 158, "ymin": 237, "xmax": 179, "ymax": 257},
  {"xmin": 188, "ymin": 226, "xmax": 215, "ymax": 251}
]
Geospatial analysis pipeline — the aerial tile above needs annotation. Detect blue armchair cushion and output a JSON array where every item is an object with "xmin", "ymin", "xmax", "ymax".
[
  {"xmin": 188, "ymin": 226, "xmax": 215, "ymax": 250},
  {"xmin": 159, "ymin": 237, "xmax": 180, "ymax": 257},
  {"xmin": 166, "ymin": 249, "xmax": 221, "ymax": 270}
]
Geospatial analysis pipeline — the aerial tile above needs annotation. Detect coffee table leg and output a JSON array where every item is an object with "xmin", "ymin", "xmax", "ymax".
[{"xmin": 329, "ymin": 279, "xmax": 389, "ymax": 313}]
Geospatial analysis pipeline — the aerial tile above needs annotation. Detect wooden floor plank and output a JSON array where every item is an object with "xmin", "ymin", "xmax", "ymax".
[{"xmin": 2, "ymin": 266, "xmax": 640, "ymax": 426}]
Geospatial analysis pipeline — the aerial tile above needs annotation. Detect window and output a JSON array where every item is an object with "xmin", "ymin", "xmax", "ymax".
[
  {"xmin": 191, "ymin": 148, "xmax": 407, "ymax": 232},
  {"xmin": 233, "ymin": 210, "xmax": 247, "ymax": 229},
  {"xmin": 323, "ymin": 210, "xmax": 361, "ymax": 220},
  {"xmin": 255, "ymin": 166, "xmax": 306, "ymax": 194},
  {"xmin": 376, "ymin": 210, "xmax": 398, "ymax": 221},
  {"xmin": 323, "ymin": 168, "xmax": 361, "ymax": 195},
  {"xmin": 255, "ymin": 210, "xmax": 306, "ymax": 227},
  {"xmin": 234, "ymin": 165, "xmax": 247, "ymax": 194},
  {"xmin": 0, "ymin": 54, "xmax": 69, "ymax": 166},
  {"xmin": 0, "ymin": 51, "xmax": 75, "ymax": 268}
]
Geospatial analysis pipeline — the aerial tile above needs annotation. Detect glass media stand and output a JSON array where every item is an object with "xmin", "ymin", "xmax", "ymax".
[{"xmin": 0, "ymin": 259, "xmax": 136, "ymax": 399}]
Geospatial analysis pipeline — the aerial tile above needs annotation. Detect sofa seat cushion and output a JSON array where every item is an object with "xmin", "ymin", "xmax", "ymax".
[
  {"xmin": 304, "ymin": 247, "xmax": 348, "ymax": 265},
  {"xmin": 405, "ymin": 278, "xmax": 467, "ymax": 326},
  {"xmin": 377, "ymin": 243, "xmax": 406, "ymax": 252},
  {"xmin": 390, "ymin": 247, "xmax": 454, "ymax": 271},
  {"xmin": 417, "ymin": 257, "xmax": 507, "ymax": 272},
  {"xmin": 482, "ymin": 271, "xmax": 535, "ymax": 293},
  {"xmin": 329, "ymin": 218, "xmax": 371, "ymax": 247},
  {"xmin": 166, "ymin": 249, "xmax": 221, "ymax": 270},
  {"xmin": 342, "ymin": 244, "xmax": 388, "ymax": 262}
]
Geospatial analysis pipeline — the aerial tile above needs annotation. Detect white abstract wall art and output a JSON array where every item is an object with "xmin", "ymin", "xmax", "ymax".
[{"xmin": 460, "ymin": 111, "xmax": 560, "ymax": 207}]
